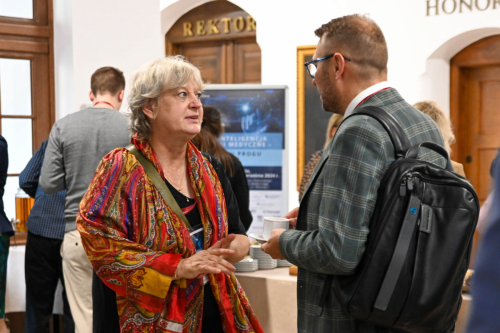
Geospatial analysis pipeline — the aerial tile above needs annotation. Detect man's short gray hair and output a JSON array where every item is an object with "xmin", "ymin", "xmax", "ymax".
[{"xmin": 128, "ymin": 55, "xmax": 205, "ymax": 141}]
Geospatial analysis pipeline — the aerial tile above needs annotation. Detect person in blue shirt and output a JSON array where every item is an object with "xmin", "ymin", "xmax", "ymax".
[
  {"xmin": 0, "ymin": 135, "xmax": 13, "ymax": 333},
  {"xmin": 467, "ymin": 156, "xmax": 500, "ymax": 332},
  {"xmin": 19, "ymin": 140, "xmax": 74, "ymax": 333}
]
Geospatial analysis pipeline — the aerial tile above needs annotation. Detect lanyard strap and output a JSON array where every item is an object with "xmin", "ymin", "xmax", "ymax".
[{"xmin": 126, "ymin": 144, "xmax": 192, "ymax": 230}]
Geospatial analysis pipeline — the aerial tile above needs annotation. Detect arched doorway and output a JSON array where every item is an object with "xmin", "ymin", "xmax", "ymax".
[
  {"xmin": 165, "ymin": 1, "xmax": 261, "ymax": 84},
  {"xmin": 450, "ymin": 35, "xmax": 500, "ymax": 206}
]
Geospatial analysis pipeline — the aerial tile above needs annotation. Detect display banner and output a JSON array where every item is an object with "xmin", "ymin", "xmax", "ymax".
[{"xmin": 201, "ymin": 85, "xmax": 288, "ymax": 236}]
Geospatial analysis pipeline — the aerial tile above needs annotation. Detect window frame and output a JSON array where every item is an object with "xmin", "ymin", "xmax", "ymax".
[
  {"xmin": 0, "ymin": 0, "xmax": 55, "ymax": 163},
  {"xmin": 0, "ymin": 0, "xmax": 54, "ymax": 242}
]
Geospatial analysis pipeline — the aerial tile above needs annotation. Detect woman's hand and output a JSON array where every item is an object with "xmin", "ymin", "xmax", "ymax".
[{"xmin": 175, "ymin": 247, "xmax": 236, "ymax": 280}]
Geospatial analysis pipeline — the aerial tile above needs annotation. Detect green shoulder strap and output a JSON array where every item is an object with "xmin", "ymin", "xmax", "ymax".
[{"xmin": 126, "ymin": 144, "xmax": 192, "ymax": 230}]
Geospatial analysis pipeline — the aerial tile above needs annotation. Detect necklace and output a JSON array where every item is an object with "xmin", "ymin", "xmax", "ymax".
[{"xmin": 165, "ymin": 172, "xmax": 189, "ymax": 202}]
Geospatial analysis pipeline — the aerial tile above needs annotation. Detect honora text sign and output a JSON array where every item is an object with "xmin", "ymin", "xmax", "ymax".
[{"xmin": 426, "ymin": 0, "xmax": 500, "ymax": 16}]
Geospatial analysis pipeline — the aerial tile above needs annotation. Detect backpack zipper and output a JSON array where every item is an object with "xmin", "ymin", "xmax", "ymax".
[{"xmin": 399, "ymin": 174, "xmax": 414, "ymax": 197}]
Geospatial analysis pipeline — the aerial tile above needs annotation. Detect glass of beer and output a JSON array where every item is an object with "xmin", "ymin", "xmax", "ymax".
[{"xmin": 15, "ymin": 188, "xmax": 34, "ymax": 232}]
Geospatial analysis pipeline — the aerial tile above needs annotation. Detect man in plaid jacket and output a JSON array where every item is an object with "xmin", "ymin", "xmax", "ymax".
[{"xmin": 262, "ymin": 14, "xmax": 446, "ymax": 332}]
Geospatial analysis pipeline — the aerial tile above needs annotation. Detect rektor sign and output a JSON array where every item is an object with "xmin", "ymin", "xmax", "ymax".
[{"xmin": 183, "ymin": 16, "xmax": 256, "ymax": 37}]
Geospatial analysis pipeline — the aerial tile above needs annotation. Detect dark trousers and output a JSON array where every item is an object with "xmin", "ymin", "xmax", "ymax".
[
  {"xmin": 93, "ymin": 271, "xmax": 120, "ymax": 333},
  {"xmin": 24, "ymin": 231, "xmax": 75, "ymax": 333}
]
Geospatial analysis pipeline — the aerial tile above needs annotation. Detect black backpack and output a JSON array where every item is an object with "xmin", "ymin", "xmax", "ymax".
[{"xmin": 318, "ymin": 106, "xmax": 479, "ymax": 333}]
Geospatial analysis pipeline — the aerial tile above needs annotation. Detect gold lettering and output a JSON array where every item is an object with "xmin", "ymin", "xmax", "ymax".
[
  {"xmin": 426, "ymin": 0, "xmax": 440, "ymax": 15},
  {"xmin": 494, "ymin": 0, "xmax": 500, "ymax": 8},
  {"xmin": 475, "ymin": 0, "xmax": 491, "ymax": 10},
  {"xmin": 247, "ymin": 16, "xmax": 256, "ymax": 31},
  {"xmin": 208, "ymin": 19, "xmax": 220, "ymax": 34},
  {"xmin": 442, "ymin": 0, "xmax": 457, "ymax": 13},
  {"xmin": 196, "ymin": 20, "xmax": 206, "ymax": 35},
  {"xmin": 234, "ymin": 16, "xmax": 245, "ymax": 32},
  {"xmin": 460, "ymin": 0, "xmax": 473, "ymax": 11},
  {"xmin": 221, "ymin": 18, "xmax": 232, "ymax": 33},
  {"xmin": 183, "ymin": 22, "xmax": 193, "ymax": 37}
]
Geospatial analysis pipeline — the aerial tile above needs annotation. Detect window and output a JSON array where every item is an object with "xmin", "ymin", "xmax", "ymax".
[{"xmin": 0, "ymin": 0, "xmax": 54, "ymax": 222}]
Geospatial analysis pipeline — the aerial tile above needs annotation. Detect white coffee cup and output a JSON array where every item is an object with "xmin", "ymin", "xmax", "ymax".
[{"xmin": 263, "ymin": 217, "xmax": 290, "ymax": 240}]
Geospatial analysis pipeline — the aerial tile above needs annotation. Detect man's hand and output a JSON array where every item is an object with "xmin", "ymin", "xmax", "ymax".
[
  {"xmin": 261, "ymin": 228, "xmax": 286, "ymax": 260},
  {"xmin": 284, "ymin": 207, "xmax": 299, "ymax": 228}
]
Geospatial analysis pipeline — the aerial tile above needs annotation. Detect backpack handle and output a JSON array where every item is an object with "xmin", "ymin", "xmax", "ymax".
[
  {"xmin": 405, "ymin": 141, "xmax": 454, "ymax": 172},
  {"xmin": 352, "ymin": 106, "xmax": 412, "ymax": 159}
]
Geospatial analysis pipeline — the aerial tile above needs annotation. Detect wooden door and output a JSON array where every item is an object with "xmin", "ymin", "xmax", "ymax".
[
  {"xmin": 463, "ymin": 66, "xmax": 500, "ymax": 202},
  {"xmin": 175, "ymin": 38, "xmax": 261, "ymax": 84},
  {"xmin": 451, "ymin": 35, "xmax": 500, "ymax": 205},
  {"xmin": 179, "ymin": 41, "xmax": 225, "ymax": 83},
  {"xmin": 234, "ymin": 38, "xmax": 261, "ymax": 83},
  {"xmin": 165, "ymin": 1, "xmax": 261, "ymax": 84},
  {"xmin": 451, "ymin": 35, "xmax": 500, "ymax": 267}
]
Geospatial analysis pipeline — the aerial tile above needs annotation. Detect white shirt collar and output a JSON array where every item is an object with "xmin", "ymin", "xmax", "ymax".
[{"xmin": 344, "ymin": 81, "xmax": 391, "ymax": 118}]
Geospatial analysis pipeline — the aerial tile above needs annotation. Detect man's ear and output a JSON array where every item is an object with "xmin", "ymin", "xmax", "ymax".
[
  {"xmin": 89, "ymin": 91, "xmax": 95, "ymax": 102},
  {"xmin": 333, "ymin": 53, "xmax": 346, "ymax": 80},
  {"xmin": 118, "ymin": 90, "xmax": 124, "ymax": 102},
  {"xmin": 142, "ymin": 99, "xmax": 157, "ymax": 120}
]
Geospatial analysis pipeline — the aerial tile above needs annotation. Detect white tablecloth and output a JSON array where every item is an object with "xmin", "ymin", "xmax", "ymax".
[{"xmin": 5, "ymin": 245, "xmax": 63, "ymax": 314}]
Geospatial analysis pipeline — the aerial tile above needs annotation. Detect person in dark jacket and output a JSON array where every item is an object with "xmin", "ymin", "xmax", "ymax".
[
  {"xmin": 467, "ymin": 159, "xmax": 500, "ymax": 332},
  {"xmin": 191, "ymin": 105, "xmax": 253, "ymax": 231},
  {"xmin": 0, "ymin": 135, "xmax": 13, "ymax": 333},
  {"xmin": 19, "ymin": 140, "xmax": 74, "ymax": 333}
]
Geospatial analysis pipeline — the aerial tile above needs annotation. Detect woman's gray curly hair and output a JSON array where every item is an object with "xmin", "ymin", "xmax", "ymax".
[{"xmin": 128, "ymin": 55, "xmax": 205, "ymax": 141}]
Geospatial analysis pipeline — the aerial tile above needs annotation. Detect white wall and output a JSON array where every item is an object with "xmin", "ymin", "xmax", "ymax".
[
  {"xmin": 53, "ymin": 0, "xmax": 75, "ymax": 121},
  {"xmin": 161, "ymin": 0, "xmax": 500, "ymax": 210},
  {"xmin": 53, "ymin": 0, "xmax": 164, "ymax": 118}
]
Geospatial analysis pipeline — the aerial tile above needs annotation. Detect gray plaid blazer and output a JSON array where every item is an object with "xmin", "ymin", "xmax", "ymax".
[{"xmin": 280, "ymin": 88, "xmax": 447, "ymax": 333}]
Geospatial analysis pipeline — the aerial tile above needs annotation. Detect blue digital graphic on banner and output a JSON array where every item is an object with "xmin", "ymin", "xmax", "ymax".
[
  {"xmin": 220, "ymin": 133, "xmax": 283, "ymax": 149},
  {"xmin": 245, "ymin": 167, "xmax": 282, "ymax": 190},
  {"xmin": 201, "ymin": 87, "xmax": 287, "ymax": 235}
]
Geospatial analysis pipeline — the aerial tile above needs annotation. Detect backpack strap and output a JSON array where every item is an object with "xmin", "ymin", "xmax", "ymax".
[
  {"xmin": 351, "ymin": 106, "xmax": 412, "ymax": 159},
  {"xmin": 373, "ymin": 192, "xmax": 422, "ymax": 311},
  {"xmin": 405, "ymin": 142, "xmax": 454, "ymax": 172}
]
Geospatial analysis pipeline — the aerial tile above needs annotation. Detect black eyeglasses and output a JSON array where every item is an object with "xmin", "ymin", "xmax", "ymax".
[{"xmin": 304, "ymin": 53, "xmax": 351, "ymax": 78}]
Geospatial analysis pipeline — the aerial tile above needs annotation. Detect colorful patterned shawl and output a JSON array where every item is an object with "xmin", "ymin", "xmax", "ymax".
[{"xmin": 77, "ymin": 138, "xmax": 263, "ymax": 333}]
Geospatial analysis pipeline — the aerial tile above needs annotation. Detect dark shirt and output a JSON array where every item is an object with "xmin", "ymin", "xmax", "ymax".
[
  {"xmin": 226, "ymin": 153, "xmax": 252, "ymax": 231},
  {"xmin": 19, "ymin": 140, "xmax": 66, "ymax": 240},
  {"xmin": 0, "ymin": 135, "xmax": 13, "ymax": 236},
  {"xmin": 93, "ymin": 153, "xmax": 246, "ymax": 333}
]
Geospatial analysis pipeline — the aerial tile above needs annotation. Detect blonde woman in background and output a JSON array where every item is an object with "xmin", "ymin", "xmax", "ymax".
[
  {"xmin": 299, "ymin": 114, "xmax": 343, "ymax": 201},
  {"xmin": 413, "ymin": 101, "xmax": 465, "ymax": 177}
]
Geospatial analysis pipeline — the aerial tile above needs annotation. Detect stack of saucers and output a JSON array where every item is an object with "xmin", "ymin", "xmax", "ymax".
[
  {"xmin": 234, "ymin": 258, "xmax": 258, "ymax": 272},
  {"xmin": 250, "ymin": 245, "xmax": 277, "ymax": 270},
  {"xmin": 277, "ymin": 259, "xmax": 292, "ymax": 267}
]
